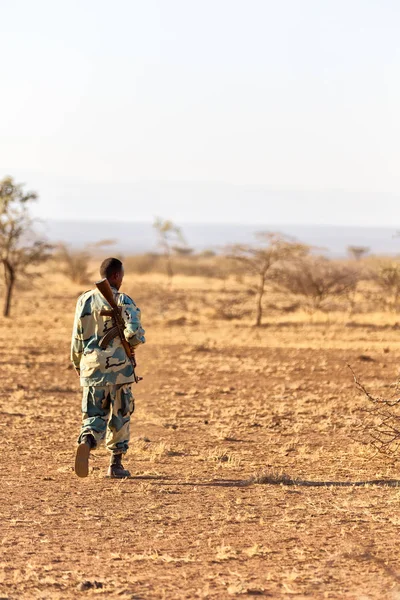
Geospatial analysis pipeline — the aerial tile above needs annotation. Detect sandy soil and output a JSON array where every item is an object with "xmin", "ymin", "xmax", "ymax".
[{"xmin": 2, "ymin": 273, "xmax": 400, "ymax": 599}]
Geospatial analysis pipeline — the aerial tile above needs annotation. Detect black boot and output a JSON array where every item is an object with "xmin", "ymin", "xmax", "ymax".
[
  {"xmin": 74, "ymin": 434, "xmax": 96, "ymax": 478},
  {"xmin": 107, "ymin": 453, "xmax": 130, "ymax": 479}
]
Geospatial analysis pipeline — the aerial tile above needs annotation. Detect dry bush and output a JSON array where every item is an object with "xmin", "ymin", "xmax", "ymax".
[
  {"xmin": 56, "ymin": 239, "xmax": 116, "ymax": 284},
  {"xmin": 124, "ymin": 252, "xmax": 233, "ymax": 279},
  {"xmin": 56, "ymin": 244, "xmax": 92, "ymax": 284},
  {"xmin": 370, "ymin": 260, "xmax": 400, "ymax": 312},
  {"xmin": 123, "ymin": 253, "xmax": 162, "ymax": 275},
  {"xmin": 128, "ymin": 282, "xmax": 189, "ymax": 320},
  {"xmin": 170, "ymin": 254, "xmax": 232, "ymax": 279},
  {"xmin": 278, "ymin": 256, "xmax": 360, "ymax": 313},
  {"xmin": 350, "ymin": 365, "xmax": 400, "ymax": 458},
  {"xmin": 212, "ymin": 291, "xmax": 254, "ymax": 320}
]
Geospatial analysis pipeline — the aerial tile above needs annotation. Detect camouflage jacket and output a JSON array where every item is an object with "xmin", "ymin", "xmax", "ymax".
[{"xmin": 71, "ymin": 287, "xmax": 145, "ymax": 387}]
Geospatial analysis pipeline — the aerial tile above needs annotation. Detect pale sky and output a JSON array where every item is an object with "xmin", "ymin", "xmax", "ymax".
[{"xmin": 1, "ymin": 0, "xmax": 400, "ymax": 225}]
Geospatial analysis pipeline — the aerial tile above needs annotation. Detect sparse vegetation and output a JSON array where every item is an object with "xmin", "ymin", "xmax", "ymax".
[
  {"xmin": 227, "ymin": 233, "xmax": 309, "ymax": 326},
  {"xmin": 372, "ymin": 261, "xmax": 400, "ymax": 312},
  {"xmin": 3, "ymin": 265, "xmax": 400, "ymax": 599},
  {"xmin": 279, "ymin": 256, "xmax": 360, "ymax": 314},
  {"xmin": 153, "ymin": 217, "xmax": 188, "ymax": 280},
  {"xmin": 4, "ymin": 217, "xmax": 400, "ymax": 599},
  {"xmin": 56, "ymin": 239, "xmax": 116, "ymax": 284},
  {"xmin": 56, "ymin": 244, "xmax": 92, "ymax": 284},
  {"xmin": 0, "ymin": 176, "xmax": 52, "ymax": 316}
]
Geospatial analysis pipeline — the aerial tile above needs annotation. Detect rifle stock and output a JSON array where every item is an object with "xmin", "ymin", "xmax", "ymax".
[{"xmin": 95, "ymin": 278, "xmax": 117, "ymax": 309}]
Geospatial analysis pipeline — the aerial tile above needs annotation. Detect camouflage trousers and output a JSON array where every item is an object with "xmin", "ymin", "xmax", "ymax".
[{"xmin": 78, "ymin": 384, "xmax": 135, "ymax": 454}]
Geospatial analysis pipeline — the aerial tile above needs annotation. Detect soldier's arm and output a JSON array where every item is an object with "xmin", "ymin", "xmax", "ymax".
[
  {"xmin": 120, "ymin": 294, "xmax": 146, "ymax": 348},
  {"xmin": 70, "ymin": 299, "xmax": 84, "ymax": 374}
]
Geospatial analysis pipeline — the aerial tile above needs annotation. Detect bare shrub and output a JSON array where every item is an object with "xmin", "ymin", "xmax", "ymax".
[
  {"xmin": 172, "ymin": 246, "xmax": 194, "ymax": 256},
  {"xmin": 130, "ymin": 282, "xmax": 189, "ymax": 319},
  {"xmin": 170, "ymin": 254, "xmax": 232, "ymax": 279},
  {"xmin": 349, "ymin": 364, "xmax": 400, "ymax": 458},
  {"xmin": 212, "ymin": 292, "xmax": 253, "ymax": 320},
  {"xmin": 371, "ymin": 261, "xmax": 400, "ymax": 312},
  {"xmin": 56, "ymin": 244, "xmax": 91, "ymax": 284},
  {"xmin": 279, "ymin": 256, "xmax": 360, "ymax": 314},
  {"xmin": 124, "ymin": 252, "xmax": 232, "ymax": 279},
  {"xmin": 124, "ymin": 253, "xmax": 162, "ymax": 275},
  {"xmin": 199, "ymin": 249, "xmax": 216, "ymax": 258},
  {"xmin": 56, "ymin": 239, "xmax": 116, "ymax": 284}
]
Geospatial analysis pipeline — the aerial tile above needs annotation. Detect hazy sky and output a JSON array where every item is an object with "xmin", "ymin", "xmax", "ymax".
[{"xmin": 1, "ymin": 0, "xmax": 400, "ymax": 224}]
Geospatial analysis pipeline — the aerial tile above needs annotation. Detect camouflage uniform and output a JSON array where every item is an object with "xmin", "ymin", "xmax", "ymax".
[{"xmin": 71, "ymin": 287, "xmax": 145, "ymax": 455}]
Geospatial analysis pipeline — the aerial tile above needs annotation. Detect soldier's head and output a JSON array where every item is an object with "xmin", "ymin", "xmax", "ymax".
[{"xmin": 100, "ymin": 257, "xmax": 124, "ymax": 290}]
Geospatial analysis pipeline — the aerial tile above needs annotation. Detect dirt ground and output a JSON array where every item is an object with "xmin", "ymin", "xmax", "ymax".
[{"xmin": 2, "ymin": 272, "xmax": 400, "ymax": 599}]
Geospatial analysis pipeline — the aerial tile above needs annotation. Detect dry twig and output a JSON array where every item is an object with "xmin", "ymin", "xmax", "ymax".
[{"xmin": 348, "ymin": 363, "xmax": 400, "ymax": 457}]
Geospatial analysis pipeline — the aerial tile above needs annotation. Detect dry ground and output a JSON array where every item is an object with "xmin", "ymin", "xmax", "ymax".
[{"xmin": 2, "ymin": 272, "xmax": 400, "ymax": 599}]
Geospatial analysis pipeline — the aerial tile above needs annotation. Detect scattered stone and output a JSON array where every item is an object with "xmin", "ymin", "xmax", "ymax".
[
  {"xmin": 77, "ymin": 580, "xmax": 104, "ymax": 591},
  {"xmin": 358, "ymin": 354, "xmax": 375, "ymax": 362},
  {"xmin": 218, "ymin": 454, "xmax": 229, "ymax": 462},
  {"xmin": 193, "ymin": 343, "xmax": 212, "ymax": 352}
]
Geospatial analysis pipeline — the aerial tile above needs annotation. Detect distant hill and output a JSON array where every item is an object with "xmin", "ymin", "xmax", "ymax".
[{"xmin": 39, "ymin": 220, "xmax": 400, "ymax": 257}]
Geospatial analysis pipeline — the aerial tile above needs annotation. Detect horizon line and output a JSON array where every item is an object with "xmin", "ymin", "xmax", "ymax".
[{"xmin": 39, "ymin": 218, "xmax": 400, "ymax": 231}]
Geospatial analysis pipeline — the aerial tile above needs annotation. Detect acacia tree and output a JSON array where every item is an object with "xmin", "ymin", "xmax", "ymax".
[
  {"xmin": 228, "ymin": 232, "xmax": 309, "ymax": 326},
  {"xmin": 0, "ymin": 176, "xmax": 52, "ymax": 317},
  {"xmin": 347, "ymin": 246, "xmax": 370, "ymax": 261},
  {"xmin": 153, "ymin": 217, "xmax": 187, "ymax": 279}
]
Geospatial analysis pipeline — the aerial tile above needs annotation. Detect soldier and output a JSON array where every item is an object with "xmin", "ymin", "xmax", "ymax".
[{"xmin": 71, "ymin": 257, "xmax": 145, "ymax": 479}]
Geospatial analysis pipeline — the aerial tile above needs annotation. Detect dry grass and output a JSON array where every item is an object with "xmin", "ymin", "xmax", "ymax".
[{"xmin": 3, "ymin": 270, "xmax": 400, "ymax": 598}]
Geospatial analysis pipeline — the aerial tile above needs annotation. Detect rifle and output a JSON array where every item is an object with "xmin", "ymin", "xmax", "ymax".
[{"xmin": 95, "ymin": 278, "xmax": 142, "ymax": 384}]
